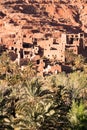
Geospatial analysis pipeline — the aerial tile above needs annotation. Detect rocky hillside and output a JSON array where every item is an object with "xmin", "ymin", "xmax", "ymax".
[{"xmin": 0, "ymin": 0, "xmax": 87, "ymax": 37}]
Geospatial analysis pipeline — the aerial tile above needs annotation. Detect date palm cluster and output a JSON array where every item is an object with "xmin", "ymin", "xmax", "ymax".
[{"xmin": 0, "ymin": 52, "xmax": 87, "ymax": 130}]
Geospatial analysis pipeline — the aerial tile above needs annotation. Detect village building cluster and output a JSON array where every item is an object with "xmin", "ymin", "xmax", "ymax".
[{"xmin": 0, "ymin": 20, "xmax": 86, "ymax": 76}]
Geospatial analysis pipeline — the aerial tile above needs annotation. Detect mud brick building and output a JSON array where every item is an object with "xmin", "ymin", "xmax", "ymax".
[
  {"xmin": 65, "ymin": 33, "xmax": 85, "ymax": 54},
  {"xmin": 0, "ymin": 28, "xmax": 85, "ymax": 75}
]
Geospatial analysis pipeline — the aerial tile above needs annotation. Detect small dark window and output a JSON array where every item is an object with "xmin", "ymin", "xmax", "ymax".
[
  {"xmin": 30, "ymin": 53, "xmax": 32, "ymax": 57},
  {"xmin": 11, "ymin": 47, "xmax": 14, "ymax": 50},
  {"xmin": 24, "ymin": 51, "xmax": 29, "ymax": 55},
  {"xmin": 33, "ymin": 38, "xmax": 37, "ymax": 45},
  {"xmin": 15, "ymin": 48, "xmax": 17, "ymax": 52},
  {"xmin": 50, "ymin": 47, "xmax": 57, "ymax": 50},
  {"xmin": 76, "ymin": 38, "xmax": 78, "ymax": 41},
  {"xmin": 23, "ymin": 35, "xmax": 26, "ymax": 38},
  {"xmin": 80, "ymin": 34, "xmax": 83, "ymax": 37},
  {"xmin": 23, "ymin": 42, "xmax": 32, "ymax": 48},
  {"xmin": 53, "ymin": 39, "xmax": 56, "ymax": 44},
  {"xmin": 37, "ymin": 60, "xmax": 40, "ymax": 64},
  {"xmin": 69, "ymin": 38, "xmax": 73, "ymax": 44},
  {"xmin": 75, "ymin": 35, "xmax": 78, "ymax": 38}
]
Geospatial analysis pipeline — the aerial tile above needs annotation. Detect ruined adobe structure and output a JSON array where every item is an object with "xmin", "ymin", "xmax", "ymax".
[
  {"xmin": 0, "ymin": 22, "xmax": 85, "ymax": 75},
  {"xmin": 0, "ymin": 0, "xmax": 87, "ymax": 75},
  {"xmin": 65, "ymin": 33, "xmax": 85, "ymax": 54}
]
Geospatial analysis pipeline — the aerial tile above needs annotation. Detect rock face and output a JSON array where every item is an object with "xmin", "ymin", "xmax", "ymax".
[
  {"xmin": 0, "ymin": 0, "xmax": 87, "ymax": 34},
  {"xmin": 0, "ymin": 0, "xmax": 87, "ymax": 50}
]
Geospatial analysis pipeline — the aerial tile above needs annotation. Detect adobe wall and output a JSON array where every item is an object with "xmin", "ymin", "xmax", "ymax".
[
  {"xmin": 37, "ymin": 36, "xmax": 65, "ymax": 62},
  {"xmin": 63, "ymin": 33, "xmax": 85, "ymax": 54}
]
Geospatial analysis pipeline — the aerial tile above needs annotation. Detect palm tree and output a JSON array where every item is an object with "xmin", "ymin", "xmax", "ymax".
[
  {"xmin": 39, "ymin": 84, "xmax": 71, "ymax": 130},
  {"xmin": 0, "ymin": 52, "xmax": 11, "ymax": 80},
  {"xmin": 68, "ymin": 71, "xmax": 87, "ymax": 101},
  {"xmin": 73, "ymin": 55, "xmax": 85, "ymax": 71},
  {"xmin": 65, "ymin": 50, "xmax": 76, "ymax": 65},
  {"xmin": 39, "ymin": 74, "xmax": 71, "ymax": 130},
  {"xmin": 13, "ymin": 78, "xmax": 54, "ymax": 130},
  {"xmin": 0, "ymin": 86, "xmax": 16, "ymax": 130},
  {"xmin": 68, "ymin": 100, "xmax": 87, "ymax": 130},
  {"xmin": 21, "ymin": 60, "xmax": 37, "ymax": 81},
  {"xmin": 0, "ymin": 51, "xmax": 22, "ymax": 85}
]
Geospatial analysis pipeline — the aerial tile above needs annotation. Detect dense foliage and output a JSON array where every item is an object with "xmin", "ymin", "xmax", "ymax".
[{"xmin": 0, "ymin": 52, "xmax": 87, "ymax": 130}]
